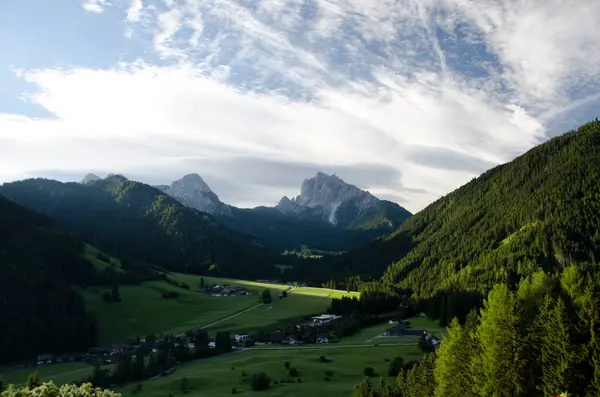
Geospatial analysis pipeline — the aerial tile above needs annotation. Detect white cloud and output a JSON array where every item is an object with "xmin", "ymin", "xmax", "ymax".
[
  {"xmin": 126, "ymin": 0, "xmax": 143, "ymax": 22},
  {"xmin": 3, "ymin": 0, "xmax": 600, "ymax": 212},
  {"xmin": 82, "ymin": 0, "xmax": 111, "ymax": 13}
]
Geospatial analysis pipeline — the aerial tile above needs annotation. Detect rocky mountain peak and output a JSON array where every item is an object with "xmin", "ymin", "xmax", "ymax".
[
  {"xmin": 177, "ymin": 173, "xmax": 212, "ymax": 193},
  {"xmin": 80, "ymin": 173, "xmax": 101, "ymax": 184},
  {"xmin": 155, "ymin": 174, "xmax": 230, "ymax": 216},
  {"xmin": 278, "ymin": 172, "xmax": 380, "ymax": 226}
]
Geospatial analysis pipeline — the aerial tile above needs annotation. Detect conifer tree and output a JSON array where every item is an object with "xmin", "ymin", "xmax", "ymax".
[
  {"xmin": 353, "ymin": 377, "xmax": 372, "ymax": 397},
  {"xmin": 434, "ymin": 311, "xmax": 479, "ymax": 397},
  {"xmin": 578, "ymin": 281, "xmax": 600, "ymax": 396},
  {"xmin": 471, "ymin": 284, "xmax": 525, "ymax": 397}
]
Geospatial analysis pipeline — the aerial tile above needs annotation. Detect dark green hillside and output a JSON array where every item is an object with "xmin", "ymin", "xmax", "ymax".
[
  {"xmin": 0, "ymin": 176, "xmax": 279, "ymax": 279},
  {"xmin": 291, "ymin": 120, "xmax": 600, "ymax": 298},
  {"xmin": 0, "ymin": 195, "xmax": 97, "ymax": 364},
  {"xmin": 218, "ymin": 206, "xmax": 378, "ymax": 252},
  {"xmin": 381, "ymin": 119, "xmax": 600, "ymax": 298},
  {"xmin": 338, "ymin": 199, "xmax": 411, "ymax": 231}
]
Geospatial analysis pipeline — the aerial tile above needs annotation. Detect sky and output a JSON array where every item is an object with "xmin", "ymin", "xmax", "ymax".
[{"xmin": 1, "ymin": 0, "xmax": 599, "ymax": 213}]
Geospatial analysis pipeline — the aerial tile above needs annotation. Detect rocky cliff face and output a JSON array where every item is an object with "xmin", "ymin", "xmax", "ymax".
[
  {"xmin": 276, "ymin": 172, "xmax": 406, "ymax": 228},
  {"xmin": 155, "ymin": 174, "xmax": 231, "ymax": 216}
]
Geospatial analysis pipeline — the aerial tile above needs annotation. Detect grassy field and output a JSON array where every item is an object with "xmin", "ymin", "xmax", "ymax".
[
  {"xmin": 81, "ymin": 274, "xmax": 357, "ymax": 345},
  {"xmin": 83, "ymin": 244, "xmax": 123, "ymax": 273},
  {"xmin": 206, "ymin": 294, "xmax": 331, "ymax": 334},
  {"xmin": 0, "ymin": 362, "xmax": 94, "ymax": 386},
  {"xmin": 117, "ymin": 345, "xmax": 424, "ymax": 397},
  {"xmin": 82, "ymin": 282, "xmax": 257, "ymax": 344},
  {"xmin": 168, "ymin": 273, "xmax": 360, "ymax": 299},
  {"xmin": 168, "ymin": 274, "xmax": 290, "ymax": 292}
]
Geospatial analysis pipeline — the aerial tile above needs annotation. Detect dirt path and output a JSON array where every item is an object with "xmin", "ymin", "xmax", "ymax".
[{"xmin": 201, "ymin": 303, "xmax": 263, "ymax": 329}]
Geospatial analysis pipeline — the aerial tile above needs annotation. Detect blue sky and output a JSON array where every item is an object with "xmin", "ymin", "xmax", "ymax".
[{"xmin": 1, "ymin": 0, "xmax": 599, "ymax": 212}]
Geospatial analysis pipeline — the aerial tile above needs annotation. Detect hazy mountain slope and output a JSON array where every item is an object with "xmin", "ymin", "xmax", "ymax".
[
  {"xmin": 0, "ymin": 195, "xmax": 97, "ymax": 363},
  {"xmin": 292, "ymin": 120, "xmax": 600, "ymax": 298},
  {"xmin": 0, "ymin": 176, "xmax": 279, "ymax": 279}
]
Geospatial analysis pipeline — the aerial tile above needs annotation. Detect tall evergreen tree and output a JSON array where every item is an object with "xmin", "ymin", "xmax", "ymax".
[
  {"xmin": 577, "ymin": 281, "xmax": 600, "ymax": 397},
  {"xmin": 471, "ymin": 284, "xmax": 525, "ymax": 397},
  {"xmin": 533, "ymin": 296, "xmax": 578, "ymax": 396},
  {"xmin": 353, "ymin": 377, "xmax": 372, "ymax": 397},
  {"xmin": 434, "ymin": 311, "xmax": 479, "ymax": 397}
]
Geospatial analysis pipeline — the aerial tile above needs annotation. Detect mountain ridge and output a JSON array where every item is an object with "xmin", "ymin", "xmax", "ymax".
[
  {"xmin": 155, "ymin": 171, "xmax": 411, "ymax": 251},
  {"xmin": 285, "ymin": 119, "xmax": 600, "ymax": 302},
  {"xmin": 0, "ymin": 177, "xmax": 279, "ymax": 279}
]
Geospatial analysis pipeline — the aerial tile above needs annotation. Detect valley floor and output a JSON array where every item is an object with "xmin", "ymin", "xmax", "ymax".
[
  {"xmin": 117, "ymin": 343, "xmax": 424, "ymax": 397},
  {"xmin": 0, "ymin": 274, "xmax": 441, "ymax": 396}
]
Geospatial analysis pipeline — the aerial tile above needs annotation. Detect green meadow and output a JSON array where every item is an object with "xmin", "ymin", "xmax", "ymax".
[
  {"xmin": 0, "ymin": 362, "xmax": 94, "ymax": 387},
  {"xmin": 83, "ymin": 244, "xmax": 124, "ymax": 273},
  {"xmin": 80, "ymin": 273, "xmax": 358, "ymax": 345},
  {"xmin": 118, "ymin": 344, "xmax": 424, "ymax": 397},
  {"xmin": 81, "ymin": 282, "xmax": 257, "ymax": 344}
]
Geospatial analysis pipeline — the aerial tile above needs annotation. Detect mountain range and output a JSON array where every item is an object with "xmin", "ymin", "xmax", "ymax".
[
  {"xmin": 2, "ymin": 119, "xmax": 600, "ymax": 368},
  {"xmin": 78, "ymin": 171, "xmax": 412, "ymax": 252}
]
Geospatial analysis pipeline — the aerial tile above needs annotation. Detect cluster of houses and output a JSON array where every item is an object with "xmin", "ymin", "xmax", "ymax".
[
  {"xmin": 385, "ymin": 320, "xmax": 442, "ymax": 348},
  {"xmin": 204, "ymin": 283, "xmax": 253, "ymax": 297},
  {"xmin": 295, "ymin": 314, "xmax": 343, "ymax": 330}
]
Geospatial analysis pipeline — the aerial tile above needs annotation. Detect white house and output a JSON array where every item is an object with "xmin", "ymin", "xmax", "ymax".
[
  {"xmin": 235, "ymin": 333, "xmax": 249, "ymax": 342},
  {"xmin": 311, "ymin": 314, "xmax": 342, "ymax": 325},
  {"xmin": 208, "ymin": 341, "xmax": 216, "ymax": 348},
  {"xmin": 317, "ymin": 337, "xmax": 329, "ymax": 343}
]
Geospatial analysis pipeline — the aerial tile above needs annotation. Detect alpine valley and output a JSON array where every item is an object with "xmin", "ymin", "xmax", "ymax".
[{"xmin": 2, "ymin": 120, "xmax": 600, "ymax": 397}]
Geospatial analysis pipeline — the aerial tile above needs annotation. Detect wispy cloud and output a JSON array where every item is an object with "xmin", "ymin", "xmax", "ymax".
[{"xmin": 2, "ymin": 0, "xmax": 599, "ymax": 212}]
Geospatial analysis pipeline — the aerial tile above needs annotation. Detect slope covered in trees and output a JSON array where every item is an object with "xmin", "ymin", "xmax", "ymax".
[
  {"xmin": 353, "ymin": 266, "xmax": 600, "ymax": 397},
  {"xmin": 293, "ymin": 120, "xmax": 600, "ymax": 304},
  {"xmin": 218, "ymin": 206, "xmax": 384, "ymax": 252},
  {"xmin": 0, "ymin": 195, "xmax": 98, "ymax": 364},
  {"xmin": 0, "ymin": 176, "xmax": 279, "ymax": 279}
]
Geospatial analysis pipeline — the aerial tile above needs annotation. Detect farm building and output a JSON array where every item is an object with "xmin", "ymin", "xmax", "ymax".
[
  {"xmin": 311, "ymin": 314, "xmax": 342, "ymax": 325},
  {"xmin": 384, "ymin": 323, "xmax": 426, "ymax": 336}
]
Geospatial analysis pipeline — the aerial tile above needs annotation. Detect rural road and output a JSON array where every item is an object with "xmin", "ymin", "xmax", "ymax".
[
  {"xmin": 201, "ymin": 303, "xmax": 263, "ymax": 329},
  {"xmin": 245, "ymin": 342, "xmax": 417, "ymax": 351}
]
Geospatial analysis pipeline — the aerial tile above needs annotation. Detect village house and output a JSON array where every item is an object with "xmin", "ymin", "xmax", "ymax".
[
  {"xmin": 37, "ymin": 354, "xmax": 53, "ymax": 365},
  {"xmin": 384, "ymin": 323, "xmax": 426, "ymax": 337},
  {"xmin": 235, "ymin": 332, "xmax": 249, "ymax": 343},
  {"xmin": 311, "ymin": 314, "xmax": 342, "ymax": 325}
]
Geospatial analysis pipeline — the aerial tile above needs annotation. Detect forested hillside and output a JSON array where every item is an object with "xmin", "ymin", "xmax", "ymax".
[
  {"xmin": 218, "ymin": 206, "xmax": 382, "ymax": 252},
  {"xmin": 0, "ymin": 196, "xmax": 98, "ymax": 364},
  {"xmin": 0, "ymin": 176, "xmax": 279, "ymax": 279},
  {"xmin": 354, "ymin": 266, "xmax": 600, "ymax": 397},
  {"xmin": 289, "ymin": 120, "xmax": 600, "ymax": 312}
]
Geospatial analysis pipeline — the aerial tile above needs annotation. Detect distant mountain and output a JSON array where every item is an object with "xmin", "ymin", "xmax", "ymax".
[
  {"xmin": 154, "ymin": 171, "xmax": 411, "ymax": 252},
  {"xmin": 154, "ymin": 174, "xmax": 231, "ymax": 216},
  {"xmin": 0, "ymin": 195, "xmax": 97, "ymax": 363},
  {"xmin": 80, "ymin": 173, "xmax": 102, "ymax": 184},
  {"xmin": 275, "ymin": 172, "xmax": 411, "ymax": 230},
  {"xmin": 0, "ymin": 176, "xmax": 279, "ymax": 279}
]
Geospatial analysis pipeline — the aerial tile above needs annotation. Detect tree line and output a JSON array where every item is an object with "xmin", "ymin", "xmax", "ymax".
[{"xmin": 353, "ymin": 265, "xmax": 600, "ymax": 397}]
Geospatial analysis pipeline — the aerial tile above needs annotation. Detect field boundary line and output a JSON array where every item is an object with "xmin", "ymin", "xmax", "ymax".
[
  {"xmin": 201, "ymin": 303, "xmax": 263, "ymax": 329},
  {"xmin": 244, "ymin": 342, "xmax": 417, "ymax": 351}
]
